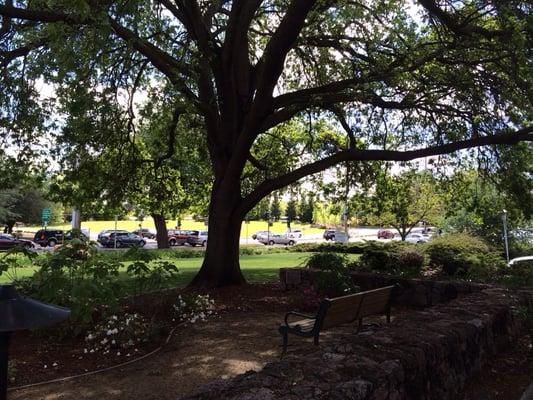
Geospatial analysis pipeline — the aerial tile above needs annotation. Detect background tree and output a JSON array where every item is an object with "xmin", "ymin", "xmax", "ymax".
[
  {"xmin": 285, "ymin": 197, "xmax": 298, "ymax": 227},
  {"xmin": 368, "ymin": 170, "xmax": 444, "ymax": 240},
  {"xmin": 270, "ymin": 193, "xmax": 281, "ymax": 221},
  {"xmin": 1, "ymin": 1, "xmax": 531, "ymax": 286},
  {"xmin": 299, "ymin": 194, "xmax": 315, "ymax": 224}
]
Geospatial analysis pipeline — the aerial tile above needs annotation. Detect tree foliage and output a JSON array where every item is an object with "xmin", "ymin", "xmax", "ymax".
[
  {"xmin": 1, "ymin": 0, "xmax": 531, "ymax": 286},
  {"xmin": 368, "ymin": 170, "xmax": 444, "ymax": 239}
]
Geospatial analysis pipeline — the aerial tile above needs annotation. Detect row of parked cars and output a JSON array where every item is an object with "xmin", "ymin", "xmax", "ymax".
[
  {"xmin": 0, "ymin": 228, "xmax": 89, "ymax": 251},
  {"xmin": 97, "ymin": 229, "xmax": 208, "ymax": 248},
  {"xmin": 0, "ymin": 227, "xmax": 209, "ymax": 251}
]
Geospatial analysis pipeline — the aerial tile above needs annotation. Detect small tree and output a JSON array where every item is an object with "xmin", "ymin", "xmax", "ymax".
[
  {"xmin": 299, "ymin": 194, "xmax": 315, "ymax": 224},
  {"xmin": 286, "ymin": 198, "xmax": 298, "ymax": 223},
  {"xmin": 270, "ymin": 193, "xmax": 281, "ymax": 221}
]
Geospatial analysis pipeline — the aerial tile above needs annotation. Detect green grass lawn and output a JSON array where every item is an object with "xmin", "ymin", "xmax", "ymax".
[
  {"xmin": 1, "ymin": 251, "xmax": 359, "ymax": 286},
  {"xmin": 14, "ymin": 220, "xmax": 324, "ymax": 238}
]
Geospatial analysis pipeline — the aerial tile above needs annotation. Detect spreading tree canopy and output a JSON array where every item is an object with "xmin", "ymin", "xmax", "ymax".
[{"xmin": 1, "ymin": 0, "xmax": 531, "ymax": 286}]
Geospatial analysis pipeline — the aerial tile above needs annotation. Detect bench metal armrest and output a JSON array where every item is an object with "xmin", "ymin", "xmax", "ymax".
[{"xmin": 284, "ymin": 311, "xmax": 315, "ymax": 325}]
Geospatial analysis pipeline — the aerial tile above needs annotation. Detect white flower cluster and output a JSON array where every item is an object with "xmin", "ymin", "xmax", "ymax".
[
  {"xmin": 84, "ymin": 313, "xmax": 150, "ymax": 355},
  {"xmin": 173, "ymin": 294, "xmax": 216, "ymax": 323}
]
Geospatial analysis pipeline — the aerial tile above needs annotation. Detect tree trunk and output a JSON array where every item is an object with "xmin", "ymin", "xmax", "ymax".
[
  {"xmin": 189, "ymin": 183, "xmax": 246, "ymax": 287},
  {"xmin": 152, "ymin": 214, "xmax": 169, "ymax": 249}
]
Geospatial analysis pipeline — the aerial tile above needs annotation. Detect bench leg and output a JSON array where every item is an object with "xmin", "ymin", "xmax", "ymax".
[
  {"xmin": 314, "ymin": 334, "xmax": 319, "ymax": 346},
  {"xmin": 386, "ymin": 309, "xmax": 391, "ymax": 323},
  {"xmin": 280, "ymin": 330, "xmax": 288, "ymax": 358},
  {"xmin": 357, "ymin": 318, "xmax": 363, "ymax": 333}
]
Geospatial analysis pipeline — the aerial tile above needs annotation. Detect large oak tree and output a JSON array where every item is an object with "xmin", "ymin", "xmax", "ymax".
[{"xmin": 1, "ymin": 0, "xmax": 531, "ymax": 286}]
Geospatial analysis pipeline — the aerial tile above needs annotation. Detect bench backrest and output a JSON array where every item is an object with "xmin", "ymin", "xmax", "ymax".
[
  {"xmin": 357, "ymin": 286, "xmax": 395, "ymax": 318},
  {"xmin": 320, "ymin": 293, "xmax": 363, "ymax": 329},
  {"xmin": 319, "ymin": 285, "xmax": 395, "ymax": 330}
]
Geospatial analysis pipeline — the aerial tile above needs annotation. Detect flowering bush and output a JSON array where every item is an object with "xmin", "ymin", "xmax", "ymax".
[
  {"xmin": 173, "ymin": 294, "xmax": 216, "ymax": 323},
  {"xmin": 85, "ymin": 313, "xmax": 151, "ymax": 354}
]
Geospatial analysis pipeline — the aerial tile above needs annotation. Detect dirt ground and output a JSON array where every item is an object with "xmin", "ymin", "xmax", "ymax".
[{"xmin": 9, "ymin": 311, "xmax": 352, "ymax": 400}]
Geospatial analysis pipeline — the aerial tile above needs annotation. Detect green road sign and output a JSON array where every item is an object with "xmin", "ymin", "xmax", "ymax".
[{"xmin": 42, "ymin": 208, "xmax": 51, "ymax": 222}]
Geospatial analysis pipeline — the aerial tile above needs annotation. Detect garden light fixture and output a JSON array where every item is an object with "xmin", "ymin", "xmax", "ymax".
[{"xmin": 0, "ymin": 285, "xmax": 70, "ymax": 400}]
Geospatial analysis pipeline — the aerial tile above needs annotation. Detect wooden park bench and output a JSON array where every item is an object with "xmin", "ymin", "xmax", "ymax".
[{"xmin": 279, "ymin": 285, "xmax": 395, "ymax": 355}]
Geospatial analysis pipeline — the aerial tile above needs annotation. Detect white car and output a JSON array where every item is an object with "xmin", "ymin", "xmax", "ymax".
[
  {"xmin": 287, "ymin": 229, "xmax": 303, "ymax": 238},
  {"xmin": 404, "ymin": 233, "xmax": 430, "ymax": 244},
  {"xmin": 187, "ymin": 230, "xmax": 208, "ymax": 246},
  {"xmin": 258, "ymin": 234, "xmax": 297, "ymax": 246},
  {"xmin": 508, "ymin": 256, "xmax": 533, "ymax": 267}
]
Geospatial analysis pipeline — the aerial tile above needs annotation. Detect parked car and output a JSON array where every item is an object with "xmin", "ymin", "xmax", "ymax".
[
  {"xmin": 287, "ymin": 229, "xmax": 303, "ymax": 238},
  {"xmin": 323, "ymin": 229, "xmax": 336, "ymax": 241},
  {"xmin": 63, "ymin": 229, "xmax": 89, "ymax": 241},
  {"xmin": 186, "ymin": 230, "xmax": 208, "ymax": 246},
  {"xmin": 101, "ymin": 232, "xmax": 145, "ymax": 248},
  {"xmin": 404, "ymin": 233, "xmax": 430, "ymax": 244},
  {"xmin": 168, "ymin": 229, "xmax": 192, "ymax": 246},
  {"xmin": 377, "ymin": 229, "xmax": 395, "ymax": 239},
  {"xmin": 97, "ymin": 230, "xmax": 129, "ymax": 246},
  {"xmin": 0, "ymin": 233, "xmax": 35, "ymax": 251},
  {"xmin": 252, "ymin": 231, "xmax": 269, "ymax": 240},
  {"xmin": 258, "ymin": 234, "xmax": 296, "ymax": 246},
  {"xmin": 132, "ymin": 228, "xmax": 156, "ymax": 239},
  {"xmin": 33, "ymin": 229, "xmax": 65, "ymax": 247},
  {"xmin": 508, "ymin": 256, "xmax": 533, "ymax": 267}
]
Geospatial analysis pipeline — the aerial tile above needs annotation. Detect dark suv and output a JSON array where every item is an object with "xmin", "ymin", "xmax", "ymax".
[
  {"xmin": 100, "ymin": 232, "xmax": 145, "ymax": 248},
  {"xmin": 34, "ymin": 229, "xmax": 65, "ymax": 247},
  {"xmin": 323, "ymin": 229, "xmax": 336, "ymax": 241}
]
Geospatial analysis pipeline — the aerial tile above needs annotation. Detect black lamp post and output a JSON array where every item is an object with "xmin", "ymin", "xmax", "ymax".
[{"xmin": 0, "ymin": 285, "xmax": 70, "ymax": 400}]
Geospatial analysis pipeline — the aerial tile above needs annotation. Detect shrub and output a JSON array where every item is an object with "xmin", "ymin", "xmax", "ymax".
[
  {"xmin": 304, "ymin": 252, "xmax": 347, "ymax": 271},
  {"xmin": 499, "ymin": 262, "xmax": 533, "ymax": 287},
  {"xmin": 126, "ymin": 260, "xmax": 179, "ymax": 295},
  {"xmin": 312, "ymin": 270, "xmax": 359, "ymax": 297},
  {"xmin": 173, "ymin": 293, "xmax": 216, "ymax": 323},
  {"xmin": 292, "ymin": 242, "xmax": 368, "ymax": 254},
  {"xmin": 84, "ymin": 313, "xmax": 154, "ymax": 355},
  {"xmin": 397, "ymin": 248, "xmax": 425, "ymax": 274},
  {"xmin": 465, "ymin": 253, "xmax": 506, "ymax": 281},
  {"xmin": 26, "ymin": 246, "xmax": 124, "ymax": 333},
  {"xmin": 356, "ymin": 242, "xmax": 424, "ymax": 276},
  {"xmin": 304, "ymin": 253, "xmax": 358, "ymax": 296},
  {"xmin": 0, "ymin": 245, "xmax": 37, "ymax": 281},
  {"xmin": 509, "ymin": 240, "xmax": 533, "ymax": 259},
  {"xmin": 358, "ymin": 243, "xmax": 397, "ymax": 273},
  {"xmin": 425, "ymin": 233, "xmax": 495, "ymax": 276}
]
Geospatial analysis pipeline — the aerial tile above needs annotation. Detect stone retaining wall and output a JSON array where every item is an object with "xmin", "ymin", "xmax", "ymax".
[
  {"xmin": 182, "ymin": 288, "xmax": 525, "ymax": 400},
  {"xmin": 349, "ymin": 272, "xmax": 490, "ymax": 308},
  {"xmin": 279, "ymin": 268, "xmax": 490, "ymax": 308}
]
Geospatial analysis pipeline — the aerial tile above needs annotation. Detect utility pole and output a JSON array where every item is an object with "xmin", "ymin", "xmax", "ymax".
[{"xmin": 502, "ymin": 209, "xmax": 509, "ymax": 263}]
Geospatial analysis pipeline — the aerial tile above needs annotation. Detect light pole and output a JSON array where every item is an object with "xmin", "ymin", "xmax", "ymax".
[{"xmin": 502, "ymin": 209, "xmax": 509, "ymax": 263}]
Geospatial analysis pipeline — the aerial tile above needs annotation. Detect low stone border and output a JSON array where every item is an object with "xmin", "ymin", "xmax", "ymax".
[{"xmin": 182, "ymin": 288, "xmax": 526, "ymax": 400}]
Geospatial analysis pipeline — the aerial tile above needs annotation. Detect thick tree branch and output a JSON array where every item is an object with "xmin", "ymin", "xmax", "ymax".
[
  {"xmin": 0, "ymin": 38, "xmax": 47, "ymax": 65},
  {"xmin": 253, "ymin": 0, "xmax": 318, "ymax": 104},
  {"xmin": 237, "ymin": 127, "xmax": 533, "ymax": 217},
  {"xmin": 0, "ymin": 4, "xmax": 80, "ymax": 23},
  {"xmin": 330, "ymin": 107, "xmax": 356, "ymax": 149},
  {"xmin": 418, "ymin": 0, "xmax": 510, "ymax": 38}
]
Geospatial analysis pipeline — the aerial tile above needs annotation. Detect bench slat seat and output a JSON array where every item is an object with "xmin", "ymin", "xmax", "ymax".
[{"xmin": 279, "ymin": 285, "xmax": 395, "ymax": 355}]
